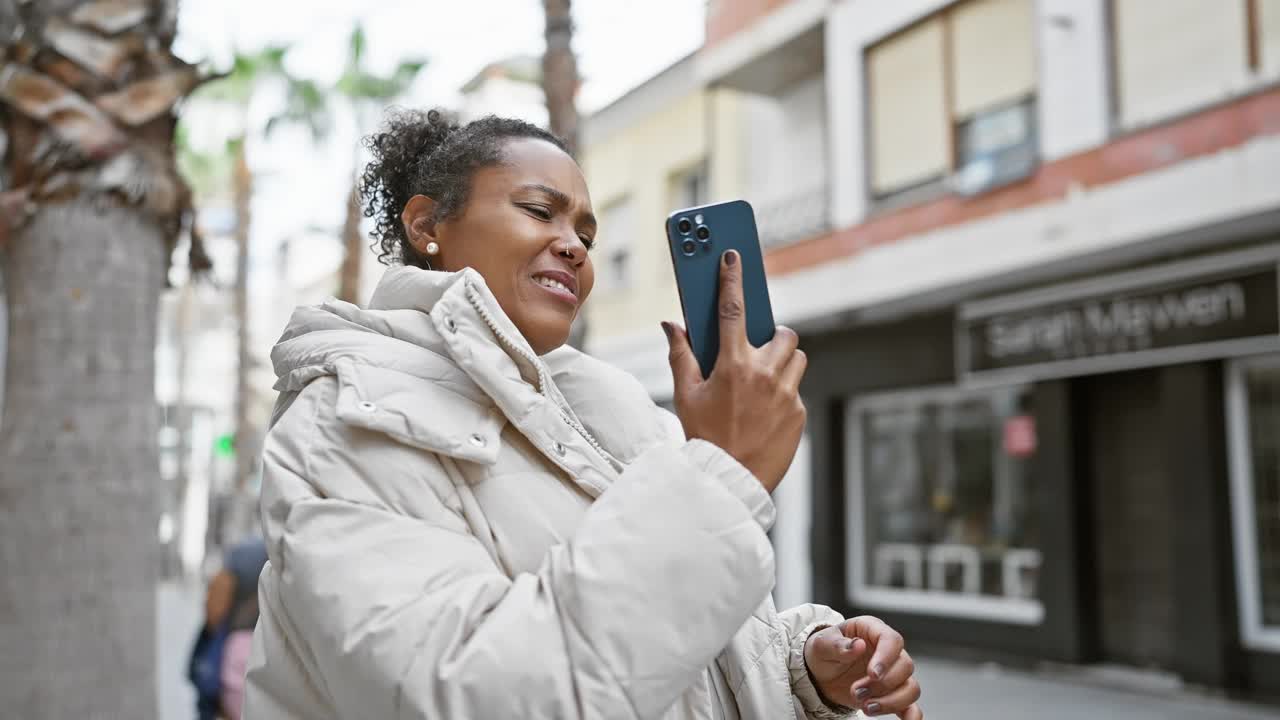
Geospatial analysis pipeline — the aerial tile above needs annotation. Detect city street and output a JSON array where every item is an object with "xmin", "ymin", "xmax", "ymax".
[
  {"xmin": 157, "ymin": 580, "xmax": 1280, "ymax": 720},
  {"xmin": 158, "ymin": 580, "xmax": 202, "ymax": 720}
]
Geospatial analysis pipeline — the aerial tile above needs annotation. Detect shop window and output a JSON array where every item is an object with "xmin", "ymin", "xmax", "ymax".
[
  {"xmin": 866, "ymin": 0, "xmax": 1037, "ymax": 198},
  {"xmin": 1228, "ymin": 354, "xmax": 1280, "ymax": 651},
  {"xmin": 1114, "ymin": 0, "xmax": 1279, "ymax": 129},
  {"xmin": 847, "ymin": 385, "xmax": 1045, "ymax": 624}
]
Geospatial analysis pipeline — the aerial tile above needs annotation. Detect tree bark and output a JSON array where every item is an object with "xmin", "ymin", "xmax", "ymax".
[
  {"xmin": 542, "ymin": 0, "xmax": 580, "ymax": 158},
  {"xmin": 337, "ymin": 179, "xmax": 363, "ymax": 304},
  {"xmin": 0, "ymin": 203, "xmax": 164, "ymax": 718},
  {"xmin": 542, "ymin": 0, "xmax": 587, "ymax": 349}
]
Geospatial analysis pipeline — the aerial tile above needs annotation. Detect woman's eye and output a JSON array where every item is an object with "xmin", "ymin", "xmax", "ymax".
[
  {"xmin": 579, "ymin": 235, "xmax": 596, "ymax": 250},
  {"xmin": 524, "ymin": 205, "xmax": 552, "ymax": 220}
]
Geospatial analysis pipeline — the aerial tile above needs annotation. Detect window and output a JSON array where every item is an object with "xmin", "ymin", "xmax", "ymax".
[
  {"xmin": 847, "ymin": 385, "xmax": 1045, "ymax": 624},
  {"xmin": 597, "ymin": 197, "xmax": 635, "ymax": 292},
  {"xmin": 1228, "ymin": 354, "xmax": 1280, "ymax": 651},
  {"xmin": 867, "ymin": 19, "xmax": 950, "ymax": 195},
  {"xmin": 866, "ymin": 0, "xmax": 1037, "ymax": 197},
  {"xmin": 670, "ymin": 161, "xmax": 708, "ymax": 210},
  {"xmin": 1113, "ymin": 0, "xmax": 1280, "ymax": 128}
]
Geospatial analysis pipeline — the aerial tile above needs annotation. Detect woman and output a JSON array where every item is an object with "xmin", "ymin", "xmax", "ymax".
[{"xmin": 243, "ymin": 109, "xmax": 924, "ymax": 720}]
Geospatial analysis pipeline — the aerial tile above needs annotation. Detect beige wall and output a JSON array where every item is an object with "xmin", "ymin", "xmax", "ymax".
[{"xmin": 580, "ymin": 87, "xmax": 744, "ymax": 347}]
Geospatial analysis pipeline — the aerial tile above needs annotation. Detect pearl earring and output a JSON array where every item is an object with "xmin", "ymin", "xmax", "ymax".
[{"xmin": 425, "ymin": 241, "xmax": 439, "ymax": 255}]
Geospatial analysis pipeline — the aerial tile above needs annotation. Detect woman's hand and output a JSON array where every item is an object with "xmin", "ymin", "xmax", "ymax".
[
  {"xmin": 664, "ymin": 250, "xmax": 808, "ymax": 493},
  {"xmin": 803, "ymin": 616, "xmax": 923, "ymax": 719}
]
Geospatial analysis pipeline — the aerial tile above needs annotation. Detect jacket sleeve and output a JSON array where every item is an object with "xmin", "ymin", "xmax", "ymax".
[
  {"xmin": 777, "ymin": 604, "xmax": 862, "ymax": 720},
  {"xmin": 254, "ymin": 382, "xmax": 778, "ymax": 720}
]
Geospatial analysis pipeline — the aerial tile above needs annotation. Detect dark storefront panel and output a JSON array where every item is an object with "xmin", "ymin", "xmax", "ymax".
[
  {"xmin": 1077, "ymin": 370, "xmax": 1177, "ymax": 669},
  {"xmin": 799, "ymin": 245, "xmax": 1280, "ymax": 701}
]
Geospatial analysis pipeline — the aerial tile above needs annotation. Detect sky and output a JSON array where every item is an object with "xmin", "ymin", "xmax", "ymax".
[
  {"xmin": 174, "ymin": 0, "xmax": 706, "ymax": 113},
  {"xmin": 172, "ymin": 0, "xmax": 707, "ymax": 310}
]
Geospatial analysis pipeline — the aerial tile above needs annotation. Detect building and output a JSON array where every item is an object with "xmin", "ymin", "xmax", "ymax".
[
  {"xmin": 591, "ymin": 0, "xmax": 1280, "ymax": 700},
  {"xmin": 459, "ymin": 55, "xmax": 550, "ymax": 126},
  {"xmin": 579, "ymin": 52, "xmax": 743, "ymax": 400}
]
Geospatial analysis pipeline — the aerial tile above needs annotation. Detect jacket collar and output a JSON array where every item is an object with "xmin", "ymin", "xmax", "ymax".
[{"xmin": 271, "ymin": 266, "xmax": 673, "ymax": 482}]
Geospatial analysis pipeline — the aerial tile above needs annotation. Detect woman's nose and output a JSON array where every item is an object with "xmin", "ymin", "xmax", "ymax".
[{"xmin": 554, "ymin": 234, "xmax": 588, "ymax": 265}]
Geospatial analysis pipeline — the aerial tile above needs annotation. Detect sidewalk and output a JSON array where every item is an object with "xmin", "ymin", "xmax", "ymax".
[
  {"xmin": 916, "ymin": 657, "xmax": 1280, "ymax": 719},
  {"xmin": 157, "ymin": 579, "xmax": 203, "ymax": 720}
]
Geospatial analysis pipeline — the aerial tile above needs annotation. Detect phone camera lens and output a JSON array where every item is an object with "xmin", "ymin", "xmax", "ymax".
[
  {"xmin": 677, "ymin": 218, "xmax": 693, "ymax": 234},
  {"xmin": 695, "ymin": 225, "xmax": 711, "ymax": 241},
  {"xmin": 680, "ymin": 239, "xmax": 697, "ymax": 255}
]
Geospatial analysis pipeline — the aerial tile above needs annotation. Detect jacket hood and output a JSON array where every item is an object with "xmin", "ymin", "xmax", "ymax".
[{"xmin": 268, "ymin": 266, "xmax": 674, "ymax": 467}]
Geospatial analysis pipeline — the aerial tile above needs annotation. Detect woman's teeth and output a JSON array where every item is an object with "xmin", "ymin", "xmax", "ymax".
[{"xmin": 535, "ymin": 277, "xmax": 571, "ymax": 293}]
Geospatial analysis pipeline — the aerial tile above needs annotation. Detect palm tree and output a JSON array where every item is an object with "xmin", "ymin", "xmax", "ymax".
[
  {"xmin": 332, "ymin": 25, "xmax": 425, "ymax": 304},
  {"xmin": 542, "ymin": 0, "xmax": 586, "ymax": 348},
  {"xmin": 190, "ymin": 48, "xmax": 327, "ymax": 540},
  {"xmin": 0, "ymin": 1, "xmax": 206, "ymax": 715},
  {"xmin": 542, "ymin": 0, "xmax": 580, "ymax": 157}
]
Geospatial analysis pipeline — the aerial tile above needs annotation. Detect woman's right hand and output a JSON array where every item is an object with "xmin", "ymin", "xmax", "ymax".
[{"xmin": 664, "ymin": 249, "xmax": 808, "ymax": 493}]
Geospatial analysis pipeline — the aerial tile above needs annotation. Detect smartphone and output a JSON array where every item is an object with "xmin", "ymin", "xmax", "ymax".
[{"xmin": 665, "ymin": 200, "xmax": 776, "ymax": 378}]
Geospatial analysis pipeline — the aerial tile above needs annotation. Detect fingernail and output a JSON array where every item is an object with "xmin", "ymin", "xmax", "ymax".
[
  {"xmin": 872, "ymin": 663, "xmax": 886, "ymax": 679},
  {"xmin": 660, "ymin": 321, "xmax": 673, "ymax": 340},
  {"xmin": 723, "ymin": 250, "xmax": 738, "ymax": 266},
  {"xmin": 866, "ymin": 702, "xmax": 882, "ymax": 714},
  {"xmin": 855, "ymin": 688, "xmax": 871, "ymax": 700}
]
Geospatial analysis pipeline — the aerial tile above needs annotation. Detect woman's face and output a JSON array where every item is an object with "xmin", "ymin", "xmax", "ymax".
[{"xmin": 403, "ymin": 138, "xmax": 597, "ymax": 355}]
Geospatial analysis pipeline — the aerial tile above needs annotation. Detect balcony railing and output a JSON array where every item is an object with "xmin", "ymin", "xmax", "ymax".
[{"xmin": 755, "ymin": 185, "xmax": 830, "ymax": 250}]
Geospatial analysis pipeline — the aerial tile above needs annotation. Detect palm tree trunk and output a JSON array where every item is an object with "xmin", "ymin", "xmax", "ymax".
[
  {"xmin": 542, "ymin": 0, "xmax": 580, "ymax": 158},
  {"xmin": 337, "ymin": 179, "xmax": 363, "ymax": 304},
  {"xmin": 231, "ymin": 141, "xmax": 255, "ymax": 511},
  {"xmin": 0, "ymin": 203, "xmax": 164, "ymax": 718},
  {"xmin": 543, "ymin": 0, "xmax": 587, "ymax": 349}
]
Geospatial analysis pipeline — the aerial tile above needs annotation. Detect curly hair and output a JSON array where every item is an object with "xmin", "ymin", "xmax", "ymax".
[{"xmin": 359, "ymin": 108, "xmax": 567, "ymax": 269}]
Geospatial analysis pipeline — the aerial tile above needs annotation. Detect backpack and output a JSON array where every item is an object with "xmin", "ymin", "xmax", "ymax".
[{"xmin": 188, "ymin": 620, "xmax": 230, "ymax": 719}]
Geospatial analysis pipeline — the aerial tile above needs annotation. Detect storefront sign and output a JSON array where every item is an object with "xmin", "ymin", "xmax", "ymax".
[{"xmin": 961, "ymin": 263, "xmax": 1280, "ymax": 377}]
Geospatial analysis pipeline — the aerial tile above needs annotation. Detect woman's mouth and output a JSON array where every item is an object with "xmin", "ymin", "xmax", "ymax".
[{"xmin": 531, "ymin": 270, "xmax": 578, "ymax": 305}]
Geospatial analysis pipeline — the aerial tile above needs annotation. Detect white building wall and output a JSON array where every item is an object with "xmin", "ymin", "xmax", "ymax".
[
  {"xmin": 771, "ymin": 132, "xmax": 1280, "ymax": 327},
  {"xmin": 1036, "ymin": 0, "xmax": 1110, "ymax": 160},
  {"xmin": 812, "ymin": 0, "xmax": 1280, "ymax": 327},
  {"xmin": 826, "ymin": 0, "xmax": 1113, "ymax": 223}
]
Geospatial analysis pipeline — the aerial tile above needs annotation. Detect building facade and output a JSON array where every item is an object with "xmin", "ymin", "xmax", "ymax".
[
  {"xmin": 590, "ymin": 0, "xmax": 1280, "ymax": 700},
  {"xmin": 580, "ymin": 53, "xmax": 746, "ymax": 400}
]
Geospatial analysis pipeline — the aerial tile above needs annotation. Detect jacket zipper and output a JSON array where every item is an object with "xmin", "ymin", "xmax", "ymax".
[{"xmin": 465, "ymin": 285, "xmax": 620, "ymax": 472}]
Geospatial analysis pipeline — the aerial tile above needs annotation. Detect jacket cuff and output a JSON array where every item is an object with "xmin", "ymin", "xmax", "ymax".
[
  {"xmin": 682, "ymin": 439, "xmax": 776, "ymax": 532},
  {"xmin": 790, "ymin": 622, "xmax": 861, "ymax": 720}
]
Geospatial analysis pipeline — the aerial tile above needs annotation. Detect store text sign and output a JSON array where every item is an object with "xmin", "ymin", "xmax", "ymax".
[{"xmin": 963, "ymin": 267, "xmax": 1280, "ymax": 374}]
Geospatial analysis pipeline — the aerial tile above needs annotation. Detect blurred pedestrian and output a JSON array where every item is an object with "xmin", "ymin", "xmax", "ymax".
[
  {"xmin": 242, "ymin": 109, "xmax": 923, "ymax": 719},
  {"xmin": 189, "ymin": 535, "xmax": 266, "ymax": 720}
]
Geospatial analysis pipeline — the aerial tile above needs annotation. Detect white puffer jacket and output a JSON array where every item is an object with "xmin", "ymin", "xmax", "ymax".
[{"xmin": 243, "ymin": 266, "xmax": 856, "ymax": 720}]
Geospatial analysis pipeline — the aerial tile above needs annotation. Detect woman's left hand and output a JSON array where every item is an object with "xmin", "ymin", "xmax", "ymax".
[{"xmin": 803, "ymin": 616, "xmax": 923, "ymax": 719}]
